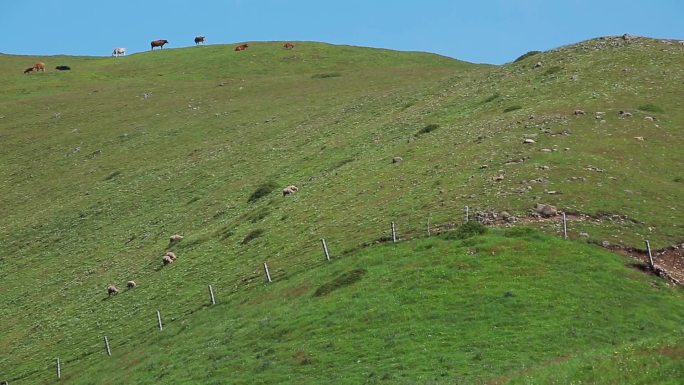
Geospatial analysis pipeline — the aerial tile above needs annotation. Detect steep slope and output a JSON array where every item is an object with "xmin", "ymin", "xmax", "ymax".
[{"xmin": 0, "ymin": 37, "xmax": 682, "ymax": 384}]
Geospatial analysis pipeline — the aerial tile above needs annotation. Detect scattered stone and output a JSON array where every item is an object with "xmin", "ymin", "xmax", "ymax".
[
  {"xmin": 539, "ymin": 165, "xmax": 550, "ymax": 170},
  {"xmin": 601, "ymin": 240, "xmax": 611, "ymax": 248},
  {"xmin": 570, "ymin": 74, "xmax": 579, "ymax": 81},
  {"xmin": 644, "ymin": 116, "xmax": 655, "ymax": 122},
  {"xmin": 523, "ymin": 138, "xmax": 536, "ymax": 144},
  {"xmin": 540, "ymin": 148, "xmax": 552, "ymax": 152},
  {"xmin": 534, "ymin": 61, "xmax": 543, "ymax": 68},
  {"xmin": 493, "ymin": 174, "xmax": 505, "ymax": 182},
  {"xmin": 618, "ymin": 110, "xmax": 633, "ymax": 118},
  {"xmin": 546, "ymin": 190, "xmax": 558, "ymax": 195},
  {"xmin": 480, "ymin": 164, "xmax": 488, "ymax": 169},
  {"xmin": 392, "ymin": 156, "xmax": 403, "ymax": 164},
  {"xmin": 634, "ymin": 136, "xmax": 645, "ymax": 141},
  {"xmin": 579, "ymin": 232, "xmax": 589, "ymax": 237},
  {"xmin": 574, "ymin": 109, "xmax": 586, "ymax": 115},
  {"xmin": 535, "ymin": 203, "xmax": 558, "ymax": 217},
  {"xmin": 622, "ymin": 33, "xmax": 636, "ymax": 41},
  {"xmin": 564, "ymin": 147, "xmax": 571, "ymax": 151},
  {"xmin": 586, "ymin": 165, "xmax": 605, "ymax": 172}
]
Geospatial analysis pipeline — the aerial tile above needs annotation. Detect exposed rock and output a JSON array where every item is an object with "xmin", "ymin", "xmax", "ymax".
[
  {"xmin": 634, "ymin": 136, "xmax": 645, "ymax": 141},
  {"xmin": 392, "ymin": 156, "xmax": 403, "ymax": 164},
  {"xmin": 535, "ymin": 203, "xmax": 558, "ymax": 217},
  {"xmin": 540, "ymin": 148, "xmax": 552, "ymax": 152},
  {"xmin": 534, "ymin": 61, "xmax": 543, "ymax": 68},
  {"xmin": 523, "ymin": 138, "xmax": 536, "ymax": 144},
  {"xmin": 644, "ymin": 116, "xmax": 655, "ymax": 122},
  {"xmin": 618, "ymin": 110, "xmax": 633, "ymax": 118},
  {"xmin": 579, "ymin": 232, "xmax": 590, "ymax": 237},
  {"xmin": 601, "ymin": 240, "xmax": 611, "ymax": 248},
  {"xmin": 574, "ymin": 109, "xmax": 586, "ymax": 115}
]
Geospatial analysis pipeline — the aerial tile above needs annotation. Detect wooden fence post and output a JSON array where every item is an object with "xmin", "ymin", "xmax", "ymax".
[
  {"xmin": 391, "ymin": 222, "xmax": 397, "ymax": 243},
  {"xmin": 56, "ymin": 358, "xmax": 61, "ymax": 379},
  {"xmin": 156, "ymin": 310, "xmax": 163, "ymax": 331},
  {"xmin": 263, "ymin": 262, "xmax": 272, "ymax": 283},
  {"xmin": 321, "ymin": 239, "xmax": 331, "ymax": 261},
  {"xmin": 104, "ymin": 336, "xmax": 111, "ymax": 356},
  {"xmin": 645, "ymin": 240, "xmax": 655, "ymax": 271},
  {"xmin": 208, "ymin": 285, "xmax": 216, "ymax": 305},
  {"xmin": 562, "ymin": 212, "xmax": 568, "ymax": 239}
]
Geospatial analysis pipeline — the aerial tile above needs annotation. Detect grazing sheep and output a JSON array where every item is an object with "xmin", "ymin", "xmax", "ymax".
[
  {"xmin": 127, "ymin": 280, "xmax": 137, "ymax": 289},
  {"xmin": 162, "ymin": 255, "xmax": 174, "ymax": 265},
  {"xmin": 282, "ymin": 185, "xmax": 299, "ymax": 196},
  {"xmin": 165, "ymin": 251, "xmax": 177, "ymax": 261},
  {"xmin": 107, "ymin": 285, "xmax": 119, "ymax": 297},
  {"xmin": 169, "ymin": 234, "xmax": 183, "ymax": 243}
]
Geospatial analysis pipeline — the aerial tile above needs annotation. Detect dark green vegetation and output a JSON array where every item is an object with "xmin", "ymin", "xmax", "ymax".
[{"xmin": 1, "ymin": 37, "xmax": 683, "ymax": 384}]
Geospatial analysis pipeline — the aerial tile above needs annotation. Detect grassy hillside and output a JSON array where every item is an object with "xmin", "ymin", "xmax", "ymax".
[{"xmin": 0, "ymin": 37, "xmax": 683, "ymax": 384}]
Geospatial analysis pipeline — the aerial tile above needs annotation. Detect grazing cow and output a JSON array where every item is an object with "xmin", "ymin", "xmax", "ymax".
[
  {"xmin": 55, "ymin": 65, "xmax": 71, "ymax": 71},
  {"xmin": 107, "ymin": 285, "xmax": 119, "ymax": 297},
  {"xmin": 33, "ymin": 62, "xmax": 46, "ymax": 72},
  {"xmin": 151, "ymin": 40, "xmax": 169, "ymax": 50},
  {"xmin": 234, "ymin": 43, "xmax": 249, "ymax": 51},
  {"xmin": 283, "ymin": 42, "xmax": 295, "ymax": 50},
  {"xmin": 112, "ymin": 48, "xmax": 126, "ymax": 57},
  {"xmin": 23, "ymin": 67, "xmax": 34, "ymax": 74},
  {"xmin": 194, "ymin": 36, "xmax": 205, "ymax": 45}
]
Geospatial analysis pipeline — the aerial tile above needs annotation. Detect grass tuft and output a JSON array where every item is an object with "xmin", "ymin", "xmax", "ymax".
[{"xmin": 416, "ymin": 123, "xmax": 440, "ymax": 136}]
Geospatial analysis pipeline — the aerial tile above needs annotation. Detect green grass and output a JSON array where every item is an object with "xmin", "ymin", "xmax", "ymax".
[{"xmin": 1, "ymin": 37, "xmax": 683, "ymax": 384}]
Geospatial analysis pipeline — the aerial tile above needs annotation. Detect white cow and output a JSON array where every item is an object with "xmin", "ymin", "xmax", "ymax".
[{"xmin": 112, "ymin": 48, "xmax": 126, "ymax": 57}]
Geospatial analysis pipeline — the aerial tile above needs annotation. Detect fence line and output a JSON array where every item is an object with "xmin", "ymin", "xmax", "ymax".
[{"xmin": 4, "ymin": 208, "xmax": 671, "ymax": 383}]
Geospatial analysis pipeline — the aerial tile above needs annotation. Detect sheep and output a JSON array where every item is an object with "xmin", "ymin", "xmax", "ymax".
[
  {"xmin": 162, "ymin": 255, "xmax": 174, "ymax": 265},
  {"xmin": 127, "ymin": 280, "xmax": 137, "ymax": 289},
  {"xmin": 282, "ymin": 185, "xmax": 299, "ymax": 196},
  {"xmin": 107, "ymin": 285, "xmax": 119, "ymax": 297},
  {"xmin": 169, "ymin": 234, "xmax": 184, "ymax": 243},
  {"xmin": 165, "ymin": 251, "xmax": 177, "ymax": 261}
]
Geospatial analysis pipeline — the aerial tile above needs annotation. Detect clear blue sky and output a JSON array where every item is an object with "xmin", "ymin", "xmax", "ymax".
[{"xmin": 1, "ymin": 0, "xmax": 682, "ymax": 64}]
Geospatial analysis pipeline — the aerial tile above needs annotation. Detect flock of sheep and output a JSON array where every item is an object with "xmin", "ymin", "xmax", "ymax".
[
  {"xmin": 106, "ymin": 234, "xmax": 183, "ymax": 297},
  {"xmin": 105, "ymin": 183, "xmax": 300, "ymax": 297}
]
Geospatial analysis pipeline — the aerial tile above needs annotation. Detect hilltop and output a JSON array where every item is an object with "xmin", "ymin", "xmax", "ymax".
[{"xmin": 0, "ymin": 37, "xmax": 683, "ymax": 384}]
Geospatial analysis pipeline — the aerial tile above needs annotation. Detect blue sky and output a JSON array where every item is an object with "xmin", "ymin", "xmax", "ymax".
[{"xmin": 1, "ymin": 0, "xmax": 682, "ymax": 64}]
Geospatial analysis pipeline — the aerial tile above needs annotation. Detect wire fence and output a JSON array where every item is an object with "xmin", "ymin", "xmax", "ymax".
[{"xmin": 0, "ymin": 207, "xmax": 666, "ymax": 384}]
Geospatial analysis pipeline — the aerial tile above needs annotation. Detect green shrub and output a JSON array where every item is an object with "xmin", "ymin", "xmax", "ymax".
[
  {"xmin": 248, "ymin": 182, "xmax": 278, "ymax": 203},
  {"xmin": 543, "ymin": 66, "xmax": 562, "ymax": 75},
  {"xmin": 442, "ymin": 221, "xmax": 487, "ymax": 240},
  {"xmin": 638, "ymin": 104, "xmax": 664, "ymax": 113},
  {"xmin": 481, "ymin": 93, "xmax": 500, "ymax": 104},
  {"xmin": 514, "ymin": 50, "xmax": 541, "ymax": 63},
  {"xmin": 314, "ymin": 269, "xmax": 367, "ymax": 297},
  {"xmin": 311, "ymin": 72, "xmax": 341, "ymax": 79},
  {"xmin": 241, "ymin": 228, "xmax": 264, "ymax": 244},
  {"xmin": 416, "ymin": 123, "xmax": 440, "ymax": 136},
  {"xmin": 503, "ymin": 105, "xmax": 522, "ymax": 113}
]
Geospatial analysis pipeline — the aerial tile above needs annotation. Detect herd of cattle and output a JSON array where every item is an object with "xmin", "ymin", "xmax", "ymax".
[{"xmin": 24, "ymin": 36, "xmax": 296, "ymax": 73}]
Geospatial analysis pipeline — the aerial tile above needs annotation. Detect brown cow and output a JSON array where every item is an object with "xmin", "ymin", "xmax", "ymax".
[
  {"xmin": 234, "ymin": 43, "xmax": 249, "ymax": 51},
  {"xmin": 32, "ymin": 62, "xmax": 45, "ymax": 72},
  {"xmin": 194, "ymin": 36, "xmax": 205, "ymax": 45},
  {"xmin": 151, "ymin": 39, "xmax": 169, "ymax": 50},
  {"xmin": 283, "ymin": 42, "xmax": 295, "ymax": 50}
]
